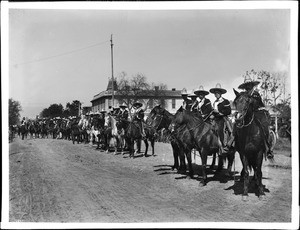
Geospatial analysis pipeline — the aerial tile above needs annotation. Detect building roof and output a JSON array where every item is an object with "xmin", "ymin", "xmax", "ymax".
[
  {"xmin": 107, "ymin": 78, "xmax": 118, "ymax": 91},
  {"xmin": 91, "ymin": 89, "xmax": 182, "ymax": 102}
]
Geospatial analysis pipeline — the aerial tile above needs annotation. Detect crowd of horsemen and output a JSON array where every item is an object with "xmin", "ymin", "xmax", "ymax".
[{"xmin": 11, "ymin": 77, "xmax": 274, "ymax": 159}]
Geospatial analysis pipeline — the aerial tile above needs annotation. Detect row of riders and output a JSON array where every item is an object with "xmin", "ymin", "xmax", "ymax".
[
  {"xmin": 13, "ymin": 101, "xmax": 156, "ymax": 156},
  {"xmin": 12, "ymin": 77, "xmax": 274, "ymax": 198},
  {"xmin": 146, "ymin": 77, "xmax": 275, "ymax": 198}
]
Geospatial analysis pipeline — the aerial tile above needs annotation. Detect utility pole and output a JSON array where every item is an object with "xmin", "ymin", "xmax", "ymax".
[{"xmin": 110, "ymin": 34, "xmax": 115, "ymax": 107}]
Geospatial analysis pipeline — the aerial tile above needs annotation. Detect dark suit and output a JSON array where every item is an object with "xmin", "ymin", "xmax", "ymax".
[
  {"xmin": 182, "ymin": 99, "xmax": 192, "ymax": 111},
  {"xmin": 197, "ymin": 98, "xmax": 213, "ymax": 119},
  {"xmin": 118, "ymin": 109, "xmax": 129, "ymax": 121},
  {"xmin": 213, "ymin": 97, "xmax": 232, "ymax": 146}
]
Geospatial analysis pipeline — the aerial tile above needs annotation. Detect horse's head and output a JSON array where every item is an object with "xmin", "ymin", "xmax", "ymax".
[
  {"xmin": 169, "ymin": 106, "xmax": 186, "ymax": 133},
  {"xmin": 233, "ymin": 88, "xmax": 254, "ymax": 122},
  {"xmin": 148, "ymin": 105, "xmax": 171, "ymax": 130}
]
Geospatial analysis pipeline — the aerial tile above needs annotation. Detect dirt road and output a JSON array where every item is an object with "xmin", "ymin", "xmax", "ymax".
[{"xmin": 9, "ymin": 137, "xmax": 292, "ymax": 223}]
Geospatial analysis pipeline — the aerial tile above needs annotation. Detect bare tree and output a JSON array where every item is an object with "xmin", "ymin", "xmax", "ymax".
[
  {"xmin": 116, "ymin": 72, "xmax": 168, "ymax": 118},
  {"xmin": 242, "ymin": 69, "xmax": 284, "ymax": 106}
]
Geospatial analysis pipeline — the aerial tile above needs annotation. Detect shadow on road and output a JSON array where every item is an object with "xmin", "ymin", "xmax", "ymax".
[
  {"xmin": 153, "ymin": 163, "xmax": 239, "ymax": 184},
  {"xmin": 225, "ymin": 176, "xmax": 270, "ymax": 196}
]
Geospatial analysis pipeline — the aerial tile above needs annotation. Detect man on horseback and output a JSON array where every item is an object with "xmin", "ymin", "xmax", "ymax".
[
  {"xmin": 188, "ymin": 90, "xmax": 199, "ymax": 112},
  {"xmin": 237, "ymin": 77, "xmax": 274, "ymax": 159},
  {"xmin": 194, "ymin": 85, "xmax": 213, "ymax": 121},
  {"xmin": 118, "ymin": 103, "xmax": 129, "ymax": 121},
  {"xmin": 181, "ymin": 88, "xmax": 192, "ymax": 111},
  {"xmin": 209, "ymin": 83, "xmax": 233, "ymax": 155},
  {"xmin": 132, "ymin": 101, "xmax": 146, "ymax": 138},
  {"xmin": 21, "ymin": 117, "xmax": 26, "ymax": 126}
]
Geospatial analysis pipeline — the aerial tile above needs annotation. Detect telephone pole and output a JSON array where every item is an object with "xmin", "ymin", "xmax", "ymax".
[{"xmin": 110, "ymin": 34, "xmax": 115, "ymax": 107}]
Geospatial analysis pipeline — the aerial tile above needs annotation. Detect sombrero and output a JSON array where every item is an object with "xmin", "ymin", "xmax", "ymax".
[
  {"xmin": 188, "ymin": 89, "xmax": 197, "ymax": 98},
  {"xmin": 194, "ymin": 85, "xmax": 209, "ymax": 96},
  {"xmin": 209, "ymin": 83, "xmax": 227, "ymax": 94},
  {"xmin": 133, "ymin": 101, "xmax": 143, "ymax": 108},
  {"xmin": 238, "ymin": 76, "xmax": 260, "ymax": 90},
  {"xmin": 181, "ymin": 88, "xmax": 188, "ymax": 95},
  {"xmin": 119, "ymin": 102, "xmax": 127, "ymax": 108}
]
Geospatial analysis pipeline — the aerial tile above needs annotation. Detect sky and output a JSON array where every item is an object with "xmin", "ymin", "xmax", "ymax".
[{"xmin": 5, "ymin": 2, "xmax": 293, "ymax": 118}]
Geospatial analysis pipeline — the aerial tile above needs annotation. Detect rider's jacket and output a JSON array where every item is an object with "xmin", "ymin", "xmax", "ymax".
[
  {"xmin": 118, "ymin": 109, "xmax": 129, "ymax": 120},
  {"xmin": 213, "ymin": 97, "xmax": 231, "ymax": 118},
  {"xmin": 182, "ymin": 99, "xmax": 192, "ymax": 111},
  {"xmin": 250, "ymin": 90, "xmax": 265, "ymax": 111},
  {"xmin": 197, "ymin": 97, "xmax": 213, "ymax": 119},
  {"xmin": 190, "ymin": 100, "xmax": 199, "ymax": 112},
  {"xmin": 133, "ymin": 108, "xmax": 144, "ymax": 122}
]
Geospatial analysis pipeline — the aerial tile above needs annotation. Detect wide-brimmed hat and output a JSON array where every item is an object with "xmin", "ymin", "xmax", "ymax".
[
  {"xmin": 194, "ymin": 85, "xmax": 209, "ymax": 96},
  {"xmin": 181, "ymin": 88, "xmax": 188, "ymax": 96},
  {"xmin": 238, "ymin": 76, "xmax": 260, "ymax": 90},
  {"xmin": 209, "ymin": 83, "xmax": 227, "ymax": 94},
  {"xmin": 133, "ymin": 101, "xmax": 143, "ymax": 108},
  {"xmin": 188, "ymin": 89, "xmax": 197, "ymax": 98},
  {"xmin": 119, "ymin": 102, "xmax": 127, "ymax": 108},
  {"xmin": 100, "ymin": 109, "xmax": 106, "ymax": 113}
]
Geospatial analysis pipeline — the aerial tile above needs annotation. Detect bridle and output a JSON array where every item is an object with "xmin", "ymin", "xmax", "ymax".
[{"xmin": 235, "ymin": 95, "xmax": 254, "ymax": 128}]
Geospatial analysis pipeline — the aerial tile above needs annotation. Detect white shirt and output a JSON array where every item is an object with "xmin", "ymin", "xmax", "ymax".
[{"xmin": 213, "ymin": 97, "xmax": 224, "ymax": 112}]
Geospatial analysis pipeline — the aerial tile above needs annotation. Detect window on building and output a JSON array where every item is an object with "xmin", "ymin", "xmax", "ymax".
[{"xmin": 172, "ymin": 99, "xmax": 176, "ymax": 109}]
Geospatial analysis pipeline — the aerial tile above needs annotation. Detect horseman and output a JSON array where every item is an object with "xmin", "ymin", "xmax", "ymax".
[
  {"xmin": 188, "ymin": 90, "xmax": 199, "ymax": 113},
  {"xmin": 181, "ymin": 88, "xmax": 192, "ymax": 110},
  {"xmin": 118, "ymin": 103, "xmax": 129, "ymax": 121},
  {"xmin": 236, "ymin": 77, "xmax": 274, "ymax": 159},
  {"xmin": 132, "ymin": 101, "xmax": 146, "ymax": 138},
  {"xmin": 21, "ymin": 117, "xmax": 26, "ymax": 126},
  {"xmin": 194, "ymin": 85, "xmax": 213, "ymax": 121},
  {"xmin": 209, "ymin": 83, "xmax": 233, "ymax": 155}
]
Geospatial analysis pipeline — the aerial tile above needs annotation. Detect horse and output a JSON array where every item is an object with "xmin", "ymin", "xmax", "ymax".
[
  {"xmin": 147, "ymin": 105, "xmax": 186, "ymax": 171},
  {"xmin": 117, "ymin": 117, "xmax": 154, "ymax": 158},
  {"xmin": 148, "ymin": 105, "xmax": 235, "ymax": 179},
  {"xmin": 71, "ymin": 118, "xmax": 82, "ymax": 144},
  {"xmin": 102, "ymin": 114, "xmax": 124, "ymax": 154},
  {"xmin": 20, "ymin": 122, "xmax": 28, "ymax": 140},
  {"xmin": 233, "ymin": 88, "xmax": 269, "ymax": 199},
  {"xmin": 169, "ymin": 107, "xmax": 235, "ymax": 185}
]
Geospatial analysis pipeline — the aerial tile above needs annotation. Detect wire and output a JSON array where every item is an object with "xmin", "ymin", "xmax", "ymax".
[{"xmin": 13, "ymin": 40, "xmax": 110, "ymax": 67}]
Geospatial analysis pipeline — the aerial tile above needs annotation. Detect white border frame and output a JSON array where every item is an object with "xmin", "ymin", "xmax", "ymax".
[{"xmin": 1, "ymin": 1, "xmax": 298, "ymax": 229}]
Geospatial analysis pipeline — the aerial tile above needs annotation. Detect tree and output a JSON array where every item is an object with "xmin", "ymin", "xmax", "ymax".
[
  {"xmin": 9, "ymin": 98, "xmax": 22, "ymax": 126},
  {"xmin": 116, "ymin": 72, "xmax": 168, "ymax": 117},
  {"xmin": 40, "ymin": 103, "xmax": 64, "ymax": 118},
  {"xmin": 64, "ymin": 100, "xmax": 81, "ymax": 117},
  {"xmin": 242, "ymin": 69, "xmax": 285, "ymax": 106}
]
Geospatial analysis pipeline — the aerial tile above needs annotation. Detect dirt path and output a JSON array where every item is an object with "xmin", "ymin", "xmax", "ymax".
[{"xmin": 9, "ymin": 137, "xmax": 292, "ymax": 223}]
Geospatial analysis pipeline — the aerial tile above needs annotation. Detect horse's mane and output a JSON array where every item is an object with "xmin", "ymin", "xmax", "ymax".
[{"xmin": 177, "ymin": 107, "xmax": 204, "ymax": 124}]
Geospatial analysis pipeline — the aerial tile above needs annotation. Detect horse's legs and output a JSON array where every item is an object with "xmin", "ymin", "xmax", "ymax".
[
  {"xmin": 199, "ymin": 149, "xmax": 208, "ymax": 186},
  {"xmin": 178, "ymin": 148, "xmax": 187, "ymax": 174},
  {"xmin": 210, "ymin": 152, "xmax": 216, "ymax": 169},
  {"xmin": 241, "ymin": 154, "xmax": 250, "ymax": 200},
  {"xmin": 144, "ymin": 139, "xmax": 149, "ymax": 156},
  {"xmin": 136, "ymin": 139, "xmax": 141, "ymax": 153},
  {"xmin": 171, "ymin": 142, "xmax": 179, "ymax": 170},
  {"xmin": 256, "ymin": 150, "xmax": 265, "ymax": 197},
  {"xmin": 225, "ymin": 148, "xmax": 236, "ymax": 177},
  {"xmin": 185, "ymin": 149, "xmax": 194, "ymax": 179},
  {"xmin": 151, "ymin": 139, "xmax": 155, "ymax": 155}
]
